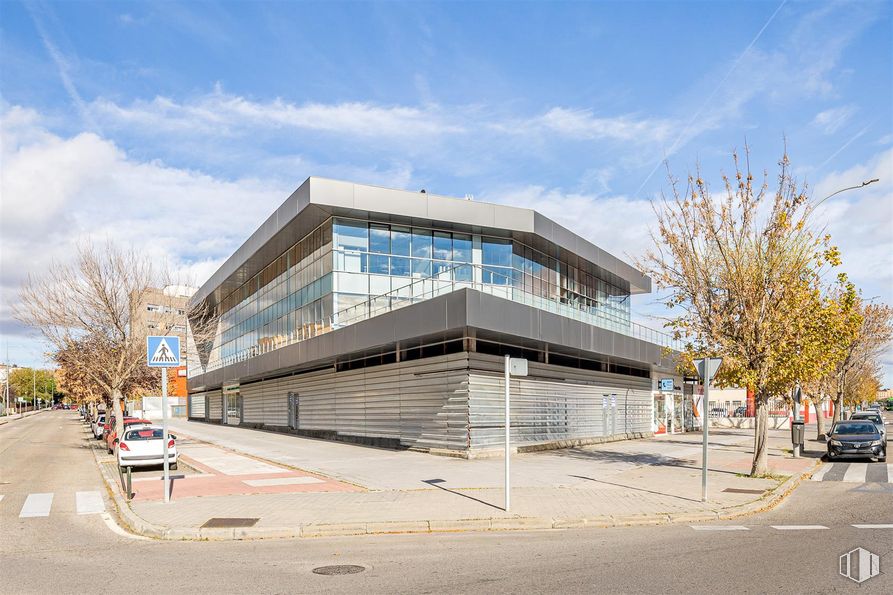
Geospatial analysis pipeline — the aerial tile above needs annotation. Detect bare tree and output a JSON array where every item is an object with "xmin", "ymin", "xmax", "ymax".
[
  {"xmin": 15, "ymin": 241, "xmax": 176, "ymax": 450},
  {"xmin": 639, "ymin": 147, "xmax": 842, "ymax": 476}
]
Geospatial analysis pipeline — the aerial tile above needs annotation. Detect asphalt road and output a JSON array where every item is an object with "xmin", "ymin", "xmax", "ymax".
[{"xmin": 2, "ymin": 411, "xmax": 891, "ymax": 594}]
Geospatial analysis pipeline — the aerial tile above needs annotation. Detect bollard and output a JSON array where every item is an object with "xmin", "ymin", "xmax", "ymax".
[{"xmin": 126, "ymin": 466, "xmax": 132, "ymax": 500}]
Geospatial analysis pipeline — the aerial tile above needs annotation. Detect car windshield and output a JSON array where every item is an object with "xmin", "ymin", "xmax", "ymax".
[
  {"xmin": 124, "ymin": 428, "xmax": 164, "ymax": 440},
  {"xmin": 851, "ymin": 413, "xmax": 881, "ymax": 423},
  {"xmin": 833, "ymin": 422, "xmax": 879, "ymax": 435}
]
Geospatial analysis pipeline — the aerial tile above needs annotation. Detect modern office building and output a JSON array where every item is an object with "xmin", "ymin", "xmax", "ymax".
[{"xmin": 186, "ymin": 177, "xmax": 682, "ymax": 456}]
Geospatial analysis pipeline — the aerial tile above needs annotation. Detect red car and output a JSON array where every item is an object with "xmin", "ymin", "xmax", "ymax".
[{"xmin": 105, "ymin": 418, "xmax": 153, "ymax": 454}]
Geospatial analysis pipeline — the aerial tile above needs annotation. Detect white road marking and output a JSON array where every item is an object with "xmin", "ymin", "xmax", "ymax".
[
  {"xmin": 842, "ymin": 463, "xmax": 868, "ymax": 483},
  {"xmin": 99, "ymin": 512, "xmax": 151, "ymax": 540},
  {"xmin": 888, "ymin": 464, "xmax": 893, "ymax": 483},
  {"xmin": 19, "ymin": 493, "xmax": 53, "ymax": 518},
  {"xmin": 241, "ymin": 476, "xmax": 325, "ymax": 487},
  {"xmin": 771, "ymin": 525, "xmax": 829, "ymax": 530},
  {"xmin": 181, "ymin": 445, "xmax": 285, "ymax": 475},
  {"xmin": 690, "ymin": 525, "xmax": 749, "ymax": 531},
  {"xmin": 0, "ymin": 494, "xmax": 4, "ymax": 503},
  {"xmin": 811, "ymin": 463, "xmax": 833, "ymax": 481},
  {"xmin": 852, "ymin": 524, "xmax": 893, "ymax": 529},
  {"xmin": 75, "ymin": 491, "xmax": 105, "ymax": 515}
]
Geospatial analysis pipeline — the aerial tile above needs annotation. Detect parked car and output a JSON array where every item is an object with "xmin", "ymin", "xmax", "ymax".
[
  {"xmin": 849, "ymin": 411, "xmax": 886, "ymax": 439},
  {"xmin": 106, "ymin": 418, "xmax": 153, "ymax": 454},
  {"xmin": 117, "ymin": 426, "xmax": 178, "ymax": 470},
  {"xmin": 91, "ymin": 415, "xmax": 106, "ymax": 439},
  {"xmin": 827, "ymin": 420, "xmax": 886, "ymax": 462},
  {"xmin": 733, "ymin": 406, "xmax": 747, "ymax": 417}
]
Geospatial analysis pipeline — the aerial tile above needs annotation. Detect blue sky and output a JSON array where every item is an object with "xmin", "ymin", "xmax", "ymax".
[{"xmin": 1, "ymin": 0, "xmax": 891, "ymax": 383}]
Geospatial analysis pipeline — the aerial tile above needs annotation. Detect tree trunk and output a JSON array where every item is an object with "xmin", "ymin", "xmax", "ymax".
[
  {"xmin": 751, "ymin": 393, "xmax": 769, "ymax": 476},
  {"xmin": 832, "ymin": 393, "xmax": 842, "ymax": 424},
  {"xmin": 113, "ymin": 388, "xmax": 125, "ymax": 456},
  {"xmin": 813, "ymin": 399, "xmax": 825, "ymax": 440}
]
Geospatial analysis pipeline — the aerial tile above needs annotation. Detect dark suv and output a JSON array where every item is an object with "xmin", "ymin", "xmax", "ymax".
[{"xmin": 827, "ymin": 421, "xmax": 886, "ymax": 462}]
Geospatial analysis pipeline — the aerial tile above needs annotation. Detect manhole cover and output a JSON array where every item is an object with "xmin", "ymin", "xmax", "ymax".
[
  {"xmin": 312, "ymin": 565, "xmax": 366, "ymax": 576},
  {"xmin": 722, "ymin": 488, "xmax": 765, "ymax": 494},
  {"xmin": 201, "ymin": 517, "xmax": 259, "ymax": 528}
]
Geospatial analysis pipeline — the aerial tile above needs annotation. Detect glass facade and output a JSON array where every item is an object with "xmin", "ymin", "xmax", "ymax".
[
  {"xmin": 207, "ymin": 222, "xmax": 334, "ymax": 371},
  {"xmin": 331, "ymin": 217, "xmax": 630, "ymax": 326},
  {"xmin": 192, "ymin": 215, "xmax": 632, "ymax": 376}
]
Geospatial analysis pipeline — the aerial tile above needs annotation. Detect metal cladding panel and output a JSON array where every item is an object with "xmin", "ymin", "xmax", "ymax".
[
  {"xmin": 188, "ymin": 392, "xmax": 206, "ymax": 419},
  {"xmin": 207, "ymin": 390, "xmax": 223, "ymax": 421},
  {"xmin": 240, "ymin": 379, "xmax": 289, "ymax": 427},
  {"xmin": 467, "ymin": 353, "xmax": 652, "ymax": 449},
  {"xmin": 236, "ymin": 353, "xmax": 470, "ymax": 450}
]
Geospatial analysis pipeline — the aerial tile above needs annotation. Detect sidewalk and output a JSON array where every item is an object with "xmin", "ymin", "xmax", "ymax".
[
  {"xmin": 97, "ymin": 420, "xmax": 821, "ymax": 539},
  {"xmin": 0, "ymin": 409, "xmax": 47, "ymax": 425}
]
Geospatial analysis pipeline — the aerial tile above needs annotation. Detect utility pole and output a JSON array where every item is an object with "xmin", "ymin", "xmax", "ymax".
[{"xmin": 32, "ymin": 367, "xmax": 36, "ymax": 413}]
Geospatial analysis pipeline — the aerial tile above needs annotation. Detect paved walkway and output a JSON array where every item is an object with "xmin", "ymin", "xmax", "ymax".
[{"xmin": 115, "ymin": 420, "xmax": 820, "ymax": 534}]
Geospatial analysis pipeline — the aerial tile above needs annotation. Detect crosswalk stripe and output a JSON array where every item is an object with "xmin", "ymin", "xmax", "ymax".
[
  {"xmin": 691, "ymin": 525, "xmax": 749, "ymax": 531},
  {"xmin": 76, "ymin": 491, "xmax": 104, "ymax": 515},
  {"xmin": 0, "ymin": 494, "xmax": 4, "ymax": 503},
  {"xmin": 19, "ymin": 493, "xmax": 53, "ymax": 518},
  {"xmin": 852, "ymin": 524, "xmax": 893, "ymax": 529},
  {"xmin": 811, "ymin": 463, "xmax": 833, "ymax": 481},
  {"xmin": 771, "ymin": 525, "xmax": 828, "ymax": 530},
  {"xmin": 888, "ymin": 464, "xmax": 893, "ymax": 483},
  {"xmin": 842, "ymin": 463, "xmax": 868, "ymax": 482}
]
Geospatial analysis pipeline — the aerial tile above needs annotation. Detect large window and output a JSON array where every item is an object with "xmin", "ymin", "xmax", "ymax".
[{"xmin": 482, "ymin": 237, "xmax": 512, "ymax": 285}]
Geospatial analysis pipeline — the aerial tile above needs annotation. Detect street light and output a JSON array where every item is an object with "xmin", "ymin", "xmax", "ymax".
[{"xmin": 813, "ymin": 178, "xmax": 879, "ymax": 210}]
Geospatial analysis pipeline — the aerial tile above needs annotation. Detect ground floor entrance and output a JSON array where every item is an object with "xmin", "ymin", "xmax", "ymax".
[{"xmin": 653, "ymin": 392, "xmax": 697, "ymax": 434}]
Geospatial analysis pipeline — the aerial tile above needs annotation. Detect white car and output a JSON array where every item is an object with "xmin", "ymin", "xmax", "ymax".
[
  {"xmin": 91, "ymin": 415, "xmax": 106, "ymax": 439},
  {"xmin": 117, "ymin": 425, "xmax": 178, "ymax": 469}
]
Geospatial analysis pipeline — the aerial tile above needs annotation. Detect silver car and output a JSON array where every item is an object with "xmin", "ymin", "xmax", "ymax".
[{"xmin": 850, "ymin": 411, "xmax": 886, "ymax": 440}]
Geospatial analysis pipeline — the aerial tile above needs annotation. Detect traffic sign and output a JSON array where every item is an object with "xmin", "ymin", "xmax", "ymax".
[{"xmin": 147, "ymin": 336, "xmax": 181, "ymax": 367}]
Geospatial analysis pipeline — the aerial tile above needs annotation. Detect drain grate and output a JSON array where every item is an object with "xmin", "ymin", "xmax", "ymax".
[
  {"xmin": 722, "ymin": 488, "xmax": 765, "ymax": 494},
  {"xmin": 201, "ymin": 517, "xmax": 259, "ymax": 528},
  {"xmin": 312, "ymin": 565, "xmax": 366, "ymax": 576}
]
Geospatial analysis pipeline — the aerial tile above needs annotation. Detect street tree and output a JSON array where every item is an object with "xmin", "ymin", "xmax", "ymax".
[
  {"xmin": 15, "ymin": 241, "xmax": 178, "ymax": 450},
  {"xmin": 8, "ymin": 367, "xmax": 55, "ymax": 407},
  {"xmin": 639, "ymin": 147, "xmax": 842, "ymax": 476},
  {"xmin": 828, "ymin": 301, "xmax": 893, "ymax": 422}
]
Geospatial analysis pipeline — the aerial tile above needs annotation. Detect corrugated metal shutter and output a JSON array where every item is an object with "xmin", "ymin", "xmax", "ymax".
[
  {"xmin": 235, "ymin": 353, "xmax": 469, "ymax": 450},
  {"xmin": 188, "ymin": 392, "xmax": 206, "ymax": 419},
  {"xmin": 467, "ymin": 353, "xmax": 651, "ymax": 449},
  {"xmin": 208, "ymin": 390, "xmax": 223, "ymax": 421}
]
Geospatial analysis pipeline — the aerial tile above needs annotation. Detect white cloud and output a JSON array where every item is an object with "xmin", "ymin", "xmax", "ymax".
[
  {"xmin": 812, "ymin": 105, "xmax": 857, "ymax": 135},
  {"xmin": 0, "ymin": 105, "xmax": 287, "ymax": 337},
  {"xmin": 497, "ymin": 107, "xmax": 676, "ymax": 144},
  {"xmin": 88, "ymin": 90, "xmax": 467, "ymax": 139},
  {"xmin": 812, "ymin": 148, "xmax": 893, "ymax": 298}
]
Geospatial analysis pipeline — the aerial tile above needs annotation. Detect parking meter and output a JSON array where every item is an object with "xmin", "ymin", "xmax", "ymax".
[{"xmin": 791, "ymin": 420, "xmax": 805, "ymax": 447}]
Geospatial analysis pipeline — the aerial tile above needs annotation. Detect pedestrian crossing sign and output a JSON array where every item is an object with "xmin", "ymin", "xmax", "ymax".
[{"xmin": 147, "ymin": 336, "xmax": 181, "ymax": 367}]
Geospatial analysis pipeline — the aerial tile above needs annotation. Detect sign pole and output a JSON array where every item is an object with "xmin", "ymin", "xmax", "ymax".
[
  {"xmin": 694, "ymin": 357, "xmax": 722, "ymax": 504},
  {"xmin": 147, "ymin": 335, "xmax": 179, "ymax": 504},
  {"xmin": 701, "ymin": 376, "xmax": 709, "ymax": 503},
  {"xmin": 504, "ymin": 354, "xmax": 510, "ymax": 512},
  {"xmin": 162, "ymin": 366, "xmax": 170, "ymax": 503}
]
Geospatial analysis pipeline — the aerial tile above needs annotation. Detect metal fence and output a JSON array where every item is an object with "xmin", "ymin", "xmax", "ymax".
[{"xmin": 707, "ymin": 398, "xmax": 789, "ymax": 418}]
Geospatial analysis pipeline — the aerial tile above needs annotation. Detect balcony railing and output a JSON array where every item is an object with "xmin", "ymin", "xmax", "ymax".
[{"xmin": 194, "ymin": 263, "xmax": 682, "ymax": 375}]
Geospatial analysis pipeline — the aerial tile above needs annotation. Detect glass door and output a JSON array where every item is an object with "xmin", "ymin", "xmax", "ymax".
[
  {"xmin": 653, "ymin": 394, "xmax": 667, "ymax": 434},
  {"xmin": 225, "ymin": 392, "xmax": 241, "ymax": 425}
]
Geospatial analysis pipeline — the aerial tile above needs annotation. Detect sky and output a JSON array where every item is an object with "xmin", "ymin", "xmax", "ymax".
[{"xmin": 1, "ymin": 0, "xmax": 891, "ymax": 384}]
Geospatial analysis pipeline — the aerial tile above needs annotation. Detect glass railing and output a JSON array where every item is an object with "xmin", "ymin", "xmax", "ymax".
[{"xmin": 193, "ymin": 263, "xmax": 681, "ymax": 375}]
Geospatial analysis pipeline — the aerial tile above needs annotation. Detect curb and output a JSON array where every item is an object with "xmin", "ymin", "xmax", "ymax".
[{"xmin": 88, "ymin": 421, "xmax": 823, "ymax": 541}]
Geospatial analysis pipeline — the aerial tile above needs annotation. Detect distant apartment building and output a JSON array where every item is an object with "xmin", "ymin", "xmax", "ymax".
[{"xmin": 133, "ymin": 285, "xmax": 196, "ymax": 414}]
